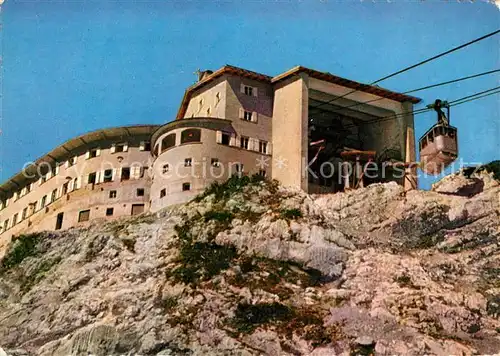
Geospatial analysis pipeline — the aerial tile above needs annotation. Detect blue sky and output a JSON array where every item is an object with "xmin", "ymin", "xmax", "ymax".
[{"xmin": 1, "ymin": 0, "xmax": 499, "ymax": 189}]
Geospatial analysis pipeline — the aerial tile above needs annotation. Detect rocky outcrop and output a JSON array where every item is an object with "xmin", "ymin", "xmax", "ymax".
[{"xmin": 0, "ymin": 171, "xmax": 499, "ymax": 356}]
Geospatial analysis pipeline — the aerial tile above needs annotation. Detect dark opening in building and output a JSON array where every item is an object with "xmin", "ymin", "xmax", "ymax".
[
  {"xmin": 161, "ymin": 134, "xmax": 176, "ymax": 152},
  {"xmin": 78, "ymin": 209, "xmax": 90, "ymax": 222},
  {"xmin": 121, "ymin": 167, "xmax": 130, "ymax": 181},
  {"xmin": 137, "ymin": 188, "xmax": 145, "ymax": 197},
  {"xmin": 106, "ymin": 208, "xmax": 114, "ymax": 216},
  {"xmin": 180, "ymin": 128, "xmax": 201, "ymax": 144}
]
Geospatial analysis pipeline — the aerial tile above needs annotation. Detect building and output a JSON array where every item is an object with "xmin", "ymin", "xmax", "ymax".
[{"xmin": 0, "ymin": 65, "xmax": 420, "ymax": 252}]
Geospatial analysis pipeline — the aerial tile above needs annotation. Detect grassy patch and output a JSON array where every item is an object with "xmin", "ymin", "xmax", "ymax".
[
  {"xmin": 204, "ymin": 210, "xmax": 234, "ymax": 223},
  {"xmin": 20, "ymin": 256, "xmax": 62, "ymax": 293},
  {"xmin": 194, "ymin": 174, "xmax": 270, "ymax": 203},
  {"xmin": 168, "ymin": 242, "xmax": 238, "ymax": 285},
  {"xmin": 280, "ymin": 208, "xmax": 302, "ymax": 220},
  {"xmin": 0, "ymin": 233, "xmax": 42, "ymax": 273},
  {"xmin": 478, "ymin": 160, "xmax": 500, "ymax": 180},
  {"xmin": 230, "ymin": 302, "xmax": 294, "ymax": 333}
]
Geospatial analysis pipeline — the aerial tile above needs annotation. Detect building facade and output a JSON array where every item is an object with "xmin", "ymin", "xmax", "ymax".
[{"xmin": 0, "ymin": 65, "xmax": 420, "ymax": 253}]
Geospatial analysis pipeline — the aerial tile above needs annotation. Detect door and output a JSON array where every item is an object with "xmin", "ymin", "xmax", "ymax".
[
  {"xmin": 55, "ymin": 212, "xmax": 64, "ymax": 230},
  {"xmin": 131, "ymin": 204, "xmax": 145, "ymax": 216}
]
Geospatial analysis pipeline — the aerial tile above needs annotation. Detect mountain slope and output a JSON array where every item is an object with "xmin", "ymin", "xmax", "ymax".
[{"xmin": 0, "ymin": 171, "xmax": 499, "ymax": 356}]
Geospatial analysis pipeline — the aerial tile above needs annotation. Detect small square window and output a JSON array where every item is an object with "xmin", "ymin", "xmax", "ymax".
[
  {"xmin": 211, "ymin": 158, "xmax": 220, "ymax": 167},
  {"xmin": 243, "ymin": 111, "xmax": 253, "ymax": 122},
  {"xmin": 106, "ymin": 208, "xmax": 114, "ymax": 216},
  {"xmin": 160, "ymin": 188, "xmax": 166, "ymax": 198},
  {"xmin": 162, "ymin": 164, "xmax": 169, "ymax": 174},
  {"xmin": 121, "ymin": 167, "xmax": 131, "ymax": 181},
  {"xmin": 114, "ymin": 143, "xmax": 126, "ymax": 153},
  {"xmin": 221, "ymin": 133, "xmax": 230, "ymax": 146},
  {"xmin": 240, "ymin": 137, "xmax": 249, "ymax": 150},
  {"xmin": 78, "ymin": 209, "xmax": 90, "ymax": 222},
  {"xmin": 109, "ymin": 190, "xmax": 117, "ymax": 199},
  {"xmin": 259, "ymin": 141, "xmax": 268, "ymax": 154},
  {"xmin": 184, "ymin": 158, "xmax": 192, "ymax": 167},
  {"xmin": 137, "ymin": 188, "xmax": 145, "ymax": 197},
  {"xmin": 89, "ymin": 149, "xmax": 98, "ymax": 158},
  {"xmin": 103, "ymin": 169, "xmax": 113, "ymax": 183},
  {"xmin": 182, "ymin": 183, "xmax": 191, "ymax": 191},
  {"xmin": 88, "ymin": 172, "xmax": 97, "ymax": 184},
  {"xmin": 244, "ymin": 86, "xmax": 253, "ymax": 96}
]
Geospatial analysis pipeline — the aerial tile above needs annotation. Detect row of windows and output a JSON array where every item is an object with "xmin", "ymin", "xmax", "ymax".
[
  {"xmin": 0, "ymin": 185, "xmax": 147, "ymax": 235},
  {"xmin": 159, "ymin": 182, "xmax": 191, "ymax": 198},
  {"xmin": 0, "ymin": 142, "xmax": 151, "ymax": 210},
  {"xmin": 87, "ymin": 166, "xmax": 148, "ymax": 185},
  {"xmin": 76, "ymin": 203, "xmax": 145, "ymax": 223}
]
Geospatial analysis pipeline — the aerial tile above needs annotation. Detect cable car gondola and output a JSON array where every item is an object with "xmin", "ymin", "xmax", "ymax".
[{"xmin": 418, "ymin": 99, "xmax": 458, "ymax": 175}]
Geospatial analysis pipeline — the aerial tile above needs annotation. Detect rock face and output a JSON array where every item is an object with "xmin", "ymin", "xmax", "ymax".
[{"xmin": 0, "ymin": 171, "xmax": 499, "ymax": 356}]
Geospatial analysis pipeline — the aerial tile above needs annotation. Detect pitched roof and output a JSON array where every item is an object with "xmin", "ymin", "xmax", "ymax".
[
  {"xmin": 272, "ymin": 66, "xmax": 421, "ymax": 104},
  {"xmin": 175, "ymin": 64, "xmax": 421, "ymax": 119}
]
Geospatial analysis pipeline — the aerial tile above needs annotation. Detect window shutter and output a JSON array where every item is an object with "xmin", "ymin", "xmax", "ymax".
[
  {"xmin": 46, "ymin": 171, "xmax": 52, "ymax": 180},
  {"xmin": 131, "ymin": 166, "xmax": 141, "ymax": 179},
  {"xmin": 267, "ymin": 143, "xmax": 272, "ymax": 155},
  {"xmin": 73, "ymin": 156, "xmax": 77, "ymax": 164},
  {"xmin": 139, "ymin": 141, "xmax": 145, "ymax": 151},
  {"xmin": 95, "ymin": 171, "xmax": 101, "ymax": 184},
  {"xmin": 64, "ymin": 160, "xmax": 70, "ymax": 169},
  {"xmin": 55, "ymin": 165, "xmax": 60, "ymax": 175},
  {"xmin": 252, "ymin": 112, "xmax": 258, "ymax": 123},
  {"xmin": 230, "ymin": 135, "xmax": 237, "ymax": 147},
  {"xmin": 96, "ymin": 148, "xmax": 101, "ymax": 157},
  {"xmin": 112, "ymin": 168, "xmax": 117, "ymax": 181},
  {"xmin": 216, "ymin": 131, "xmax": 222, "ymax": 144},
  {"xmin": 68, "ymin": 179, "xmax": 74, "ymax": 191},
  {"xmin": 253, "ymin": 86, "xmax": 258, "ymax": 97},
  {"xmin": 240, "ymin": 83, "xmax": 245, "ymax": 94},
  {"xmin": 110, "ymin": 144, "xmax": 116, "ymax": 154},
  {"xmin": 76, "ymin": 177, "xmax": 82, "ymax": 189},
  {"xmin": 123, "ymin": 143, "xmax": 129, "ymax": 152},
  {"xmin": 239, "ymin": 108, "xmax": 244, "ymax": 119},
  {"xmin": 85, "ymin": 151, "xmax": 90, "ymax": 159}
]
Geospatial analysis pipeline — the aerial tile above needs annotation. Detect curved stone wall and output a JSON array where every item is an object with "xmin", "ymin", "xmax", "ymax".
[
  {"xmin": 0, "ymin": 126, "xmax": 158, "ymax": 251},
  {"xmin": 150, "ymin": 124, "xmax": 271, "ymax": 211}
]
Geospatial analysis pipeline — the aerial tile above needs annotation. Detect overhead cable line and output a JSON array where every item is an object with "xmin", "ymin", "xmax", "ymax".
[
  {"xmin": 309, "ymin": 69, "xmax": 500, "ymax": 116},
  {"xmin": 311, "ymin": 29, "xmax": 500, "ymax": 112}
]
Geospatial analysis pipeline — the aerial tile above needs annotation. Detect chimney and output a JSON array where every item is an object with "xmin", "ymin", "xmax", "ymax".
[{"xmin": 198, "ymin": 70, "xmax": 213, "ymax": 82}]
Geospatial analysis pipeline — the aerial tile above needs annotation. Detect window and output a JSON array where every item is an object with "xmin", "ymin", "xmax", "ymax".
[
  {"xmin": 140, "ymin": 166, "xmax": 148, "ymax": 178},
  {"xmin": 162, "ymin": 164, "xmax": 169, "ymax": 174},
  {"xmin": 184, "ymin": 158, "xmax": 192, "ymax": 167},
  {"xmin": 13, "ymin": 213, "xmax": 18, "ymax": 226},
  {"xmin": 22, "ymin": 207, "xmax": 28, "ymax": 220},
  {"xmin": 3, "ymin": 220, "xmax": 8, "ymax": 231},
  {"xmin": 78, "ymin": 210, "xmax": 90, "ymax": 222},
  {"xmin": 240, "ymin": 137, "xmax": 249, "ymax": 150},
  {"xmin": 113, "ymin": 143, "xmax": 126, "ymax": 153},
  {"xmin": 160, "ymin": 189, "xmax": 166, "ymax": 198},
  {"xmin": 181, "ymin": 129, "xmax": 201, "ymax": 144},
  {"xmin": 103, "ymin": 169, "xmax": 113, "ymax": 183},
  {"xmin": 88, "ymin": 172, "xmax": 97, "ymax": 184},
  {"xmin": 89, "ymin": 148, "xmax": 99, "ymax": 159},
  {"xmin": 73, "ymin": 178, "xmax": 79, "ymax": 190},
  {"xmin": 221, "ymin": 133, "xmax": 231, "ymax": 146},
  {"xmin": 232, "ymin": 163, "xmax": 244, "ymax": 175},
  {"xmin": 243, "ymin": 111, "xmax": 253, "ymax": 122},
  {"xmin": 259, "ymin": 169, "xmax": 267, "ymax": 177},
  {"xmin": 259, "ymin": 141, "xmax": 268, "ymax": 154},
  {"xmin": 137, "ymin": 188, "xmax": 145, "ymax": 197},
  {"xmin": 69, "ymin": 156, "xmax": 77, "ymax": 166},
  {"xmin": 40, "ymin": 175, "xmax": 47, "ymax": 184},
  {"xmin": 109, "ymin": 190, "xmax": 117, "ymax": 199},
  {"xmin": 199, "ymin": 98, "xmax": 204, "ymax": 109},
  {"xmin": 55, "ymin": 212, "xmax": 64, "ymax": 230},
  {"xmin": 131, "ymin": 204, "xmax": 145, "ymax": 216},
  {"xmin": 62, "ymin": 182, "xmax": 68, "ymax": 196},
  {"xmin": 143, "ymin": 141, "xmax": 151, "ymax": 151},
  {"xmin": 182, "ymin": 182, "xmax": 191, "ymax": 191},
  {"xmin": 106, "ymin": 208, "xmax": 114, "ymax": 216},
  {"xmin": 26, "ymin": 184, "xmax": 32, "ymax": 193},
  {"xmin": 41, "ymin": 195, "xmax": 47, "ymax": 208},
  {"xmin": 51, "ymin": 189, "xmax": 57, "ymax": 203},
  {"xmin": 215, "ymin": 92, "xmax": 221, "ymax": 103},
  {"xmin": 244, "ymin": 86, "xmax": 253, "ymax": 96},
  {"xmin": 211, "ymin": 158, "xmax": 220, "ymax": 167},
  {"xmin": 206, "ymin": 107, "xmax": 211, "ymax": 116},
  {"xmin": 161, "ymin": 134, "xmax": 176, "ymax": 152},
  {"xmin": 121, "ymin": 167, "xmax": 131, "ymax": 181}
]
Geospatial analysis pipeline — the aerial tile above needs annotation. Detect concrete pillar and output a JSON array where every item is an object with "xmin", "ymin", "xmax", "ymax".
[
  {"xmin": 272, "ymin": 74, "xmax": 309, "ymax": 191},
  {"xmin": 402, "ymin": 101, "xmax": 418, "ymax": 190}
]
